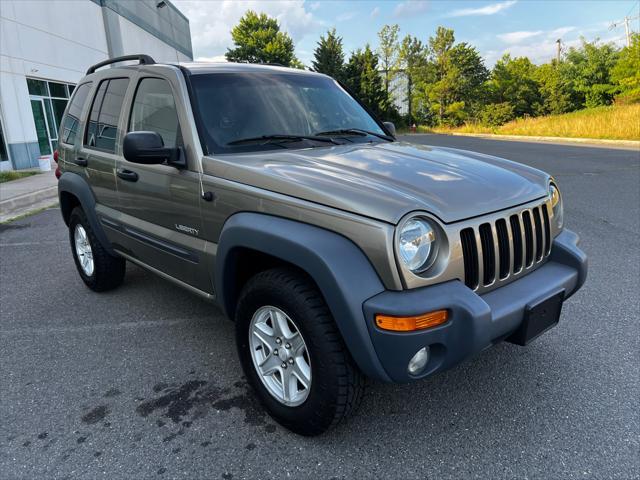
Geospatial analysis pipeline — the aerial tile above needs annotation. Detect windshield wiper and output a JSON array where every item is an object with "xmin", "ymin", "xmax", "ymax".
[
  {"xmin": 315, "ymin": 128, "xmax": 394, "ymax": 141},
  {"xmin": 227, "ymin": 134, "xmax": 339, "ymax": 146}
]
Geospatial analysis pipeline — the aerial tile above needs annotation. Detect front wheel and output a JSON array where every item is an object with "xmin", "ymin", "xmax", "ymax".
[{"xmin": 235, "ymin": 268, "xmax": 365, "ymax": 436}]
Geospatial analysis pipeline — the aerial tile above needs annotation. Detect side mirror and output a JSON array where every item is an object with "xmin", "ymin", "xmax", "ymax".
[
  {"xmin": 122, "ymin": 131, "xmax": 184, "ymax": 168},
  {"xmin": 383, "ymin": 121, "xmax": 396, "ymax": 137}
]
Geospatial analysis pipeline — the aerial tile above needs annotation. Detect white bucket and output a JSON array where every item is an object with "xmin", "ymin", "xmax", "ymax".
[{"xmin": 38, "ymin": 155, "xmax": 52, "ymax": 172}]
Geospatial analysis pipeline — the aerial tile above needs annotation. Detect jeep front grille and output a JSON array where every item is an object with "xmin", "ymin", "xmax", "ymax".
[{"xmin": 460, "ymin": 202, "xmax": 552, "ymax": 291}]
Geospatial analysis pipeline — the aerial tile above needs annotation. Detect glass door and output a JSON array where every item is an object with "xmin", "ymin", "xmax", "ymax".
[
  {"xmin": 30, "ymin": 98, "xmax": 53, "ymax": 156},
  {"xmin": 27, "ymin": 79, "xmax": 75, "ymax": 155}
]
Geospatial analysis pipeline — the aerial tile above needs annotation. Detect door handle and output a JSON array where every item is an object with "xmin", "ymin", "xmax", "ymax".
[
  {"xmin": 116, "ymin": 168, "xmax": 139, "ymax": 182},
  {"xmin": 74, "ymin": 157, "xmax": 88, "ymax": 167}
]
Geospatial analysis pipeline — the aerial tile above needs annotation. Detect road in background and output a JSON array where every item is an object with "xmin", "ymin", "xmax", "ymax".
[{"xmin": 1, "ymin": 135, "xmax": 638, "ymax": 479}]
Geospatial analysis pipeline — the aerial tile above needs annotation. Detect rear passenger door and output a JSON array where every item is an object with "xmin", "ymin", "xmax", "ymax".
[
  {"xmin": 57, "ymin": 81, "xmax": 92, "ymax": 176},
  {"xmin": 79, "ymin": 78, "xmax": 130, "ymax": 211},
  {"xmin": 113, "ymin": 76, "xmax": 209, "ymax": 292}
]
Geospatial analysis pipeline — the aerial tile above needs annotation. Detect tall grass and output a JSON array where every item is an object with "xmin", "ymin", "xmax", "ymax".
[
  {"xmin": 434, "ymin": 104, "xmax": 640, "ymax": 141},
  {"xmin": 0, "ymin": 171, "xmax": 38, "ymax": 183}
]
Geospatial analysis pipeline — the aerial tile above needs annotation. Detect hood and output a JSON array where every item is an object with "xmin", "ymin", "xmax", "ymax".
[{"xmin": 204, "ymin": 142, "xmax": 550, "ymax": 224}]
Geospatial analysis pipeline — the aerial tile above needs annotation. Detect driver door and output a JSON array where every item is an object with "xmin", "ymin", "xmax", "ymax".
[{"xmin": 114, "ymin": 76, "xmax": 210, "ymax": 293}]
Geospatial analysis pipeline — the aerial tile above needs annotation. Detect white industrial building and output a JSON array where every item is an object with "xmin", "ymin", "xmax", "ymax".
[{"xmin": 0, "ymin": 0, "xmax": 192, "ymax": 171}]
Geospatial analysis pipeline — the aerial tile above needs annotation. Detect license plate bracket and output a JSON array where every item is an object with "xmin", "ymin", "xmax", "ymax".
[{"xmin": 507, "ymin": 290, "xmax": 565, "ymax": 346}]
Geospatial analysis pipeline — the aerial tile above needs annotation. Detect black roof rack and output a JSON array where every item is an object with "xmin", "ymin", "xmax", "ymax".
[{"xmin": 86, "ymin": 54, "xmax": 156, "ymax": 75}]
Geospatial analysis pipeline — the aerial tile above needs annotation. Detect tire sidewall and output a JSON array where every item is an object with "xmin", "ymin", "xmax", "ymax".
[{"xmin": 236, "ymin": 278, "xmax": 343, "ymax": 434}]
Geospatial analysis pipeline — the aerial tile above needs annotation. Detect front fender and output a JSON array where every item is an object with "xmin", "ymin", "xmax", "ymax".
[{"xmin": 215, "ymin": 212, "xmax": 391, "ymax": 382}]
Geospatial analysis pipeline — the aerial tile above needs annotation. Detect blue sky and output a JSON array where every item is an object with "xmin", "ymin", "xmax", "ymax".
[{"xmin": 173, "ymin": 0, "xmax": 639, "ymax": 66}]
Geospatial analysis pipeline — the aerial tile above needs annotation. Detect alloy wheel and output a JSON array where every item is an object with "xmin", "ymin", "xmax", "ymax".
[
  {"xmin": 74, "ymin": 224, "xmax": 94, "ymax": 276},
  {"xmin": 248, "ymin": 306, "xmax": 312, "ymax": 406}
]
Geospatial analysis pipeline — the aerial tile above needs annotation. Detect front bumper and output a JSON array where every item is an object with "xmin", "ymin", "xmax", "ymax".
[{"xmin": 363, "ymin": 229, "xmax": 588, "ymax": 383}]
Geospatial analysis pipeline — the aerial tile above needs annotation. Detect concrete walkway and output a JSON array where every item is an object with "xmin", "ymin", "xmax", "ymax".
[{"xmin": 0, "ymin": 169, "xmax": 58, "ymax": 222}]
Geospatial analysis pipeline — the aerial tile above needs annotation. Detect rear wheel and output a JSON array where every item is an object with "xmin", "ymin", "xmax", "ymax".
[
  {"xmin": 68, "ymin": 207, "xmax": 125, "ymax": 292},
  {"xmin": 235, "ymin": 267, "xmax": 365, "ymax": 436}
]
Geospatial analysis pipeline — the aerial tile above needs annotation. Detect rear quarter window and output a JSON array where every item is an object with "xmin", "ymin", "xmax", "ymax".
[{"xmin": 59, "ymin": 82, "xmax": 92, "ymax": 145}]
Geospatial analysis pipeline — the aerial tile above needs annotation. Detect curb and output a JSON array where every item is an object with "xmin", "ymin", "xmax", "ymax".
[
  {"xmin": 425, "ymin": 132, "xmax": 640, "ymax": 149},
  {"xmin": 0, "ymin": 186, "xmax": 59, "ymax": 223}
]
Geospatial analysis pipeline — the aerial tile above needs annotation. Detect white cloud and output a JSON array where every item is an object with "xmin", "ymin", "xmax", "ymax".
[
  {"xmin": 548, "ymin": 26, "xmax": 576, "ymax": 39},
  {"xmin": 497, "ymin": 30, "xmax": 543, "ymax": 44},
  {"xmin": 308, "ymin": 1, "xmax": 321, "ymax": 11},
  {"xmin": 336, "ymin": 11, "xmax": 357, "ymax": 22},
  {"xmin": 393, "ymin": 1, "xmax": 429, "ymax": 18},
  {"xmin": 370, "ymin": 6, "xmax": 380, "ymax": 18},
  {"xmin": 172, "ymin": 0, "xmax": 319, "ymax": 59},
  {"xmin": 487, "ymin": 32, "xmax": 626, "ymax": 65},
  {"xmin": 497, "ymin": 26, "xmax": 577, "ymax": 45},
  {"xmin": 448, "ymin": 0, "xmax": 517, "ymax": 17}
]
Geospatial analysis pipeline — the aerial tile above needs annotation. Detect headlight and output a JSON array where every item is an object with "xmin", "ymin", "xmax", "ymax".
[
  {"xmin": 398, "ymin": 217, "xmax": 438, "ymax": 272},
  {"xmin": 549, "ymin": 182, "xmax": 563, "ymax": 229}
]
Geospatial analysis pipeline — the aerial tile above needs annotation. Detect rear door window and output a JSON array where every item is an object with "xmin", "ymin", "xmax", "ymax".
[
  {"xmin": 59, "ymin": 82, "xmax": 92, "ymax": 145},
  {"xmin": 84, "ymin": 78, "xmax": 130, "ymax": 153}
]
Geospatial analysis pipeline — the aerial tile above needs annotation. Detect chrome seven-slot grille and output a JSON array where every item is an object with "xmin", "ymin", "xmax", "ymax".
[{"xmin": 459, "ymin": 201, "xmax": 552, "ymax": 291}]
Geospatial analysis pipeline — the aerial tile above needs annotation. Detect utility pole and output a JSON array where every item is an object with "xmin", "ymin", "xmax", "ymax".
[
  {"xmin": 624, "ymin": 15, "xmax": 632, "ymax": 46},
  {"xmin": 610, "ymin": 14, "xmax": 639, "ymax": 47}
]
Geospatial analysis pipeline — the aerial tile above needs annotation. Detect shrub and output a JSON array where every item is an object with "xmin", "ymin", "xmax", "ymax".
[
  {"xmin": 615, "ymin": 87, "xmax": 640, "ymax": 105},
  {"xmin": 479, "ymin": 102, "xmax": 515, "ymax": 127}
]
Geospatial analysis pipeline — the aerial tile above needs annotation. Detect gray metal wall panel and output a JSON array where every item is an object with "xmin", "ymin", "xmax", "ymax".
[
  {"xmin": 102, "ymin": 0, "xmax": 192, "ymax": 59},
  {"xmin": 8, "ymin": 141, "xmax": 40, "ymax": 170}
]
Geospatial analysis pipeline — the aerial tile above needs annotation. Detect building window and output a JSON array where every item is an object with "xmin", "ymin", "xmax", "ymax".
[
  {"xmin": 27, "ymin": 79, "xmax": 48, "ymax": 97},
  {"xmin": 0, "ymin": 120, "xmax": 9, "ymax": 163},
  {"xmin": 27, "ymin": 77, "xmax": 76, "ymax": 154},
  {"xmin": 48, "ymin": 82, "xmax": 69, "ymax": 99}
]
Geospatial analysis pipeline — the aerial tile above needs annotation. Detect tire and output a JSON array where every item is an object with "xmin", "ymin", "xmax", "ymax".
[
  {"xmin": 235, "ymin": 267, "xmax": 366, "ymax": 436},
  {"xmin": 68, "ymin": 206, "xmax": 125, "ymax": 292}
]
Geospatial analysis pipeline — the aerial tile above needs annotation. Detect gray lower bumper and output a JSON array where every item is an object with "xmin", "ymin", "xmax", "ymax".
[{"xmin": 362, "ymin": 229, "xmax": 588, "ymax": 383}]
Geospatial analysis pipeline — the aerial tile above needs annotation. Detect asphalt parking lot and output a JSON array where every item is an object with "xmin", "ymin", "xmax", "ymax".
[{"xmin": 1, "ymin": 134, "xmax": 639, "ymax": 479}]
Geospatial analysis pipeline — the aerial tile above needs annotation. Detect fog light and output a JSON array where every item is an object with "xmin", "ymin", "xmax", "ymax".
[{"xmin": 408, "ymin": 347, "xmax": 429, "ymax": 375}]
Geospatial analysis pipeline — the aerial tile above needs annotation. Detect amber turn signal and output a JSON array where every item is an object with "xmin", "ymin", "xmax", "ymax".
[{"xmin": 375, "ymin": 310, "xmax": 448, "ymax": 332}]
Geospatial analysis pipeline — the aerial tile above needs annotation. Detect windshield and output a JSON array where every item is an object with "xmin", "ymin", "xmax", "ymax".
[{"xmin": 189, "ymin": 72, "xmax": 388, "ymax": 154}]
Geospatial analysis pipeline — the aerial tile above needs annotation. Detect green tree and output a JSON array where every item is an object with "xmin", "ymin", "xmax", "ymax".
[
  {"xmin": 448, "ymin": 42, "xmax": 489, "ymax": 118},
  {"xmin": 344, "ymin": 46, "xmax": 387, "ymax": 117},
  {"xmin": 427, "ymin": 26, "xmax": 455, "ymax": 123},
  {"xmin": 399, "ymin": 34, "xmax": 427, "ymax": 124},
  {"xmin": 488, "ymin": 54, "xmax": 542, "ymax": 117},
  {"xmin": 225, "ymin": 11, "xmax": 300, "ymax": 67},
  {"xmin": 535, "ymin": 61, "xmax": 578, "ymax": 114},
  {"xmin": 377, "ymin": 24, "xmax": 401, "ymax": 103},
  {"xmin": 311, "ymin": 29, "xmax": 345, "ymax": 80},
  {"xmin": 565, "ymin": 38, "xmax": 619, "ymax": 107},
  {"xmin": 611, "ymin": 33, "xmax": 640, "ymax": 102},
  {"xmin": 421, "ymin": 27, "xmax": 488, "ymax": 126}
]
